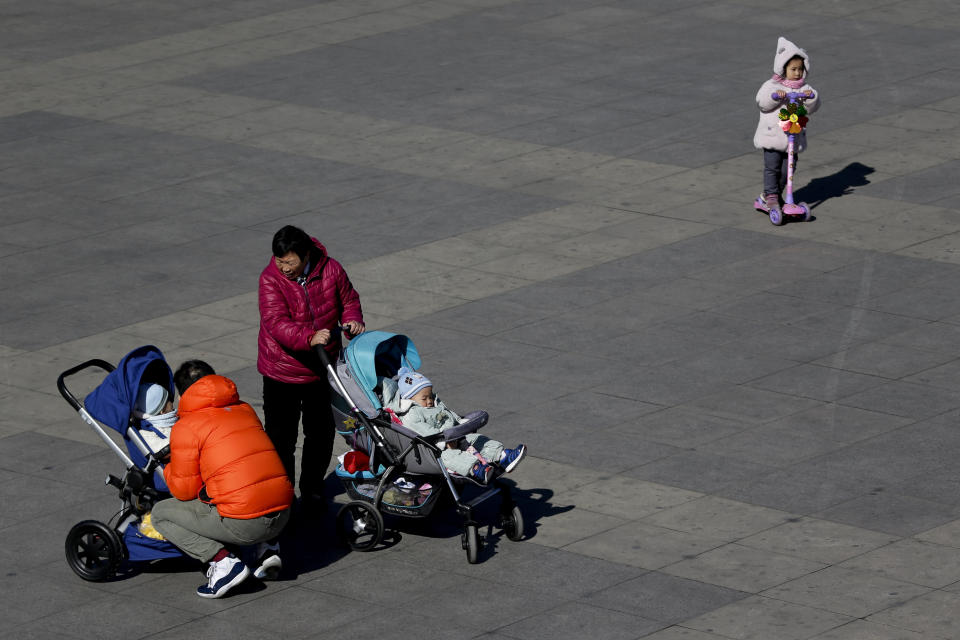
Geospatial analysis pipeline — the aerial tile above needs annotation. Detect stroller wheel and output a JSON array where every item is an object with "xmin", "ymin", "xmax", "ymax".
[
  {"xmin": 65, "ymin": 520, "xmax": 123, "ymax": 581},
  {"xmin": 463, "ymin": 524, "xmax": 479, "ymax": 564},
  {"xmin": 501, "ymin": 505, "xmax": 525, "ymax": 542},
  {"xmin": 336, "ymin": 501, "xmax": 383, "ymax": 552}
]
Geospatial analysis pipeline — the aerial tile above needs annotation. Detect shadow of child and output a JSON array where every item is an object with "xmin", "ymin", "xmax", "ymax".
[{"xmin": 795, "ymin": 161, "xmax": 875, "ymax": 209}]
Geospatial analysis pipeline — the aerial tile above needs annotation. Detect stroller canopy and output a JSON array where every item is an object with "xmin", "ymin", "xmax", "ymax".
[
  {"xmin": 84, "ymin": 345, "xmax": 175, "ymax": 435},
  {"xmin": 340, "ymin": 331, "xmax": 421, "ymax": 413}
]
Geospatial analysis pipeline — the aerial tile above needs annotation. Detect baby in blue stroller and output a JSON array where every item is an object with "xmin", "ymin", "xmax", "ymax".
[{"xmin": 58, "ymin": 345, "xmax": 184, "ymax": 581}]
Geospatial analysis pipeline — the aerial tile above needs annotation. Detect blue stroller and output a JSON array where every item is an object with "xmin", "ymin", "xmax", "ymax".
[
  {"xmin": 57, "ymin": 345, "xmax": 184, "ymax": 581},
  {"xmin": 323, "ymin": 331, "xmax": 525, "ymax": 563}
]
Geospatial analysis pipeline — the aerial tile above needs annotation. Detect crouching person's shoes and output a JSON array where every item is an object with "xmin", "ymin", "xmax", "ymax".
[
  {"xmin": 253, "ymin": 541, "xmax": 282, "ymax": 580},
  {"xmin": 197, "ymin": 553, "xmax": 249, "ymax": 598}
]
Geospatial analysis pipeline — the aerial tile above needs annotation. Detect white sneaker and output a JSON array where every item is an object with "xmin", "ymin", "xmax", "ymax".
[
  {"xmin": 197, "ymin": 554, "xmax": 250, "ymax": 598},
  {"xmin": 253, "ymin": 541, "xmax": 282, "ymax": 580}
]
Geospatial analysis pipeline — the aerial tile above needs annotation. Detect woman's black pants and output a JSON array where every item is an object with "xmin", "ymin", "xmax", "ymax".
[{"xmin": 262, "ymin": 375, "xmax": 334, "ymax": 500}]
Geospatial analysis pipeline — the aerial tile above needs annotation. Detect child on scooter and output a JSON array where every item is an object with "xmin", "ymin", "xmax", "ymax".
[{"xmin": 753, "ymin": 36, "xmax": 821, "ymax": 212}]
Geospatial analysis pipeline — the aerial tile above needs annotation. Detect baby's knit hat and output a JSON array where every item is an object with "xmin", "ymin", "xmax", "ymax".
[
  {"xmin": 397, "ymin": 367, "xmax": 432, "ymax": 399},
  {"xmin": 134, "ymin": 383, "xmax": 169, "ymax": 418}
]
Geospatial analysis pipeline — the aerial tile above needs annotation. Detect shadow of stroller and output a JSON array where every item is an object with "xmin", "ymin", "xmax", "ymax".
[{"xmin": 795, "ymin": 161, "xmax": 875, "ymax": 210}]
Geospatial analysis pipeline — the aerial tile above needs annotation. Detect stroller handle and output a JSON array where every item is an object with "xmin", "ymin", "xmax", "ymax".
[{"xmin": 57, "ymin": 359, "xmax": 115, "ymax": 411}]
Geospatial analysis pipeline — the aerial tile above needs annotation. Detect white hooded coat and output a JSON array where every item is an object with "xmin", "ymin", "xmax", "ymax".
[{"xmin": 753, "ymin": 37, "xmax": 820, "ymax": 152}]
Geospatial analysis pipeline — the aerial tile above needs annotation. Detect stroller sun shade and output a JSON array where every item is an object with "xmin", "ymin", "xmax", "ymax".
[
  {"xmin": 337, "ymin": 331, "xmax": 421, "ymax": 416},
  {"xmin": 83, "ymin": 345, "xmax": 175, "ymax": 435}
]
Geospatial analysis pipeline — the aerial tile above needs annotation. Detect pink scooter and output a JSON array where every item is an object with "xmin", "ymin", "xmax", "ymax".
[{"xmin": 754, "ymin": 91, "xmax": 813, "ymax": 225}]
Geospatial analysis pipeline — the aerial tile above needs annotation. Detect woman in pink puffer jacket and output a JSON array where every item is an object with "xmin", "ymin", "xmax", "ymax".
[{"xmin": 257, "ymin": 225, "xmax": 364, "ymax": 515}]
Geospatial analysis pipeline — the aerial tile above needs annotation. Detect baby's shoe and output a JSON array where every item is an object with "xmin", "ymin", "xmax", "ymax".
[
  {"xmin": 470, "ymin": 461, "xmax": 494, "ymax": 484},
  {"xmin": 499, "ymin": 444, "xmax": 526, "ymax": 473}
]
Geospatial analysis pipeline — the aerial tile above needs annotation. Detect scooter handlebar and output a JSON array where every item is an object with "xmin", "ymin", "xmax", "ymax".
[{"xmin": 772, "ymin": 91, "xmax": 814, "ymax": 102}]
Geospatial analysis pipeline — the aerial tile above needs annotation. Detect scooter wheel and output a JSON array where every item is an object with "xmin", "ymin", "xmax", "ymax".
[
  {"xmin": 800, "ymin": 203, "xmax": 811, "ymax": 221},
  {"xmin": 769, "ymin": 208, "xmax": 783, "ymax": 226}
]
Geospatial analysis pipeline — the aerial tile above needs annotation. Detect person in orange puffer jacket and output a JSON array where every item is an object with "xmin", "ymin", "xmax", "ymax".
[{"xmin": 151, "ymin": 360, "xmax": 294, "ymax": 599}]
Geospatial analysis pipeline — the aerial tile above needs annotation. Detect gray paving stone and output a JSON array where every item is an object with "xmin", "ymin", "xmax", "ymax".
[
  {"xmin": 582, "ymin": 571, "xmax": 749, "ymax": 625},
  {"xmin": 738, "ymin": 517, "xmax": 898, "ymax": 565},
  {"xmin": 720, "ymin": 467, "xmax": 864, "ymax": 516},
  {"xmin": 564, "ymin": 520, "xmax": 727, "ymax": 571},
  {"xmin": 499, "ymin": 601, "xmax": 665, "ymax": 640},
  {"xmin": 839, "ymin": 538, "xmax": 960, "ymax": 589},
  {"xmin": 470, "ymin": 546, "xmax": 648, "ymax": 599},
  {"xmin": 889, "ymin": 465, "xmax": 960, "ymax": 507},
  {"xmin": 838, "ymin": 380, "xmax": 960, "ymax": 419},
  {"xmin": 761, "ymin": 565, "xmax": 931, "ymax": 618},
  {"xmin": 747, "ymin": 363, "xmax": 890, "ymax": 402},
  {"xmin": 705, "ymin": 425, "xmax": 849, "ymax": 467},
  {"xmin": 40, "ymin": 593, "xmax": 201, "ymax": 640},
  {"xmin": 564, "ymin": 475, "xmax": 702, "ymax": 521},
  {"xmin": 866, "ymin": 590, "xmax": 960, "ymax": 638},
  {"xmin": 684, "ymin": 595, "xmax": 853, "ymax": 640},
  {"xmin": 663, "ymin": 543, "xmax": 826, "ymax": 593},
  {"xmin": 626, "ymin": 451, "xmax": 780, "ymax": 496},
  {"xmin": 643, "ymin": 496, "xmax": 792, "ymax": 543},
  {"xmin": 757, "ymin": 403, "xmax": 913, "ymax": 445},
  {"xmin": 808, "ymin": 620, "xmax": 928, "ymax": 640},
  {"xmin": 815, "ymin": 493, "xmax": 960, "ymax": 537},
  {"xmin": 143, "ymin": 617, "xmax": 289, "ymax": 640},
  {"xmin": 625, "ymin": 406, "xmax": 748, "ymax": 448}
]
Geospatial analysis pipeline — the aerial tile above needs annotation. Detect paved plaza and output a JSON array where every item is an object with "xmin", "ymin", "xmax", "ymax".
[{"xmin": 3, "ymin": 0, "xmax": 960, "ymax": 638}]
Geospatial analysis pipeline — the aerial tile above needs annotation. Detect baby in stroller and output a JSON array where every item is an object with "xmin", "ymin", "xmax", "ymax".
[
  {"xmin": 133, "ymin": 382, "xmax": 178, "ymax": 456},
  {"xmin": 383, "ymin": 367, "xmax": 526, "ymax": 484}
]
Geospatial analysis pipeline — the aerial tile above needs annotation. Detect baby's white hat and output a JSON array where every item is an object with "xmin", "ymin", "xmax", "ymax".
[
  {"xmin": 134, "ymin": 383, "xmax": 169, "ymax": 418},
  {"xmin": 397, "ymin": 367, "xmax": 432, "ymax": 399}
]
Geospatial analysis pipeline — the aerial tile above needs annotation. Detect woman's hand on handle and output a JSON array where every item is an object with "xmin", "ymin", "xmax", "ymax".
[
  {"xmin": 342, "ymin": 321, "xmax": 365, "ymax": 337},
  {"xmin": 309, "ymin": 328, "xmax": 331, "ymax": 347}
]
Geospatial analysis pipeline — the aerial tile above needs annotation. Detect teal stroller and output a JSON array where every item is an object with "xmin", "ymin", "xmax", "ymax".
[{"xmin": 321, "ymin": 331, "xmax": 525, "ymax": 563}]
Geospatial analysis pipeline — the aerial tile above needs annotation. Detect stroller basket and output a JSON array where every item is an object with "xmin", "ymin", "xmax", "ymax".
[{"xmin": 336, "ymin": 467, "xmax": 443, "ymax": 518}]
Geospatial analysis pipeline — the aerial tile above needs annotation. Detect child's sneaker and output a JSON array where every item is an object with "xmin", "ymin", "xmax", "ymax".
[
  {"xmin": 197, "ymin": 553, "xmax": 249, "ymax": 598},
  {"xmin": 499, "ymin": 444, "xmax": 526, "ymax": 473},
  {"xmin": 470, "ymin": 461, "xmax": 494, "ymax": 484},
  {"xmin": 764, "ymin": 193, "xmax": 779, "ymax": 211},
  {"xmin": 253, "ymin": 541, "xmax": 282, "ymax": 581}
]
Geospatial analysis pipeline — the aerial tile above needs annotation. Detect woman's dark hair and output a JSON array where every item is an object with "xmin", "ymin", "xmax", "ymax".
[
  {"xmin": 272, "ymin": 225, "xmax": 314, "ymax": 259},
  {"xmin": 173, "ymin": 360, "xmax": 216, "ymax": 395}
]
